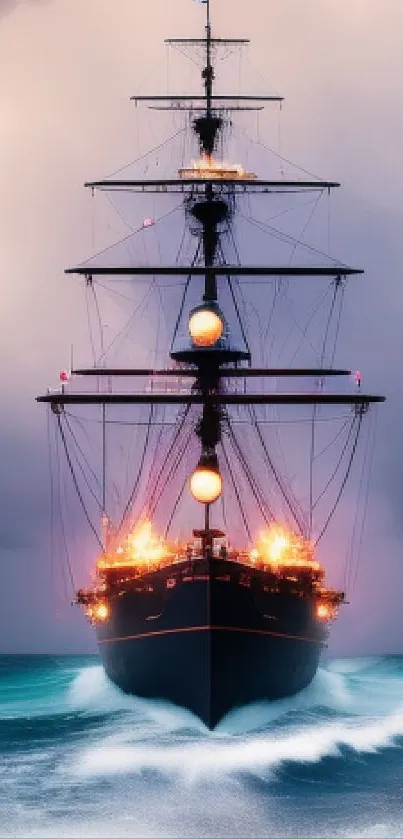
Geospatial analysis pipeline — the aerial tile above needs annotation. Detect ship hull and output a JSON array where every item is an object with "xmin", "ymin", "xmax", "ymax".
[{"xmin": 95, "ymin": 558, "xmax": 326, "ymax": 727}]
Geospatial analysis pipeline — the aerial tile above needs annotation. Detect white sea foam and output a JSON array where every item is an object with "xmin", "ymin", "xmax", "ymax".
[
  {"xmin": 219, "ymin": 667, "xmax": 351, "ymax": 733},
  {"xmin": 61, "ymin": 658, "xmax": 403, "ymax": 784},
  {"xmin": 340, "ymin": 825, "xmax": 403, "ymax": 839},
  {"xmin": 68, "ymin": 706, "xmax": 403, "ymax": 782},
  {"xmin": 67, "ymin": 658, "xmax": 401, "ymax": 735},
  {"xmin": 68, "ymin": 665, "xmax": 204, "ymax": 730},
  {"xmin": 325, "ymin": 656, "xmax": 379, "ymax": 674},
  {"xmin": 68, "ymin": 663, "xmax": 350, "ymax": 727}
]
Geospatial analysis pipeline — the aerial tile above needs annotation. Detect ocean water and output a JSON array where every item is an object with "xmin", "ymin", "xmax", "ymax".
[{"xmin": 1, "ymin": 655, "xmax": 402, "ymax": 838}]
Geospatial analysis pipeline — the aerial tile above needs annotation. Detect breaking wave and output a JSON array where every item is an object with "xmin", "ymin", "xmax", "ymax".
[{"xmin": 1, "ymin": 655, "xmax": 402, "ymax": 838}]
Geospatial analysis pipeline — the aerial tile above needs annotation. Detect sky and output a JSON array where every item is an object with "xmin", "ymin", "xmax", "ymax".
[{"xmin": 1, "ymin": 0, "xmax": 403, "ymax": 654}]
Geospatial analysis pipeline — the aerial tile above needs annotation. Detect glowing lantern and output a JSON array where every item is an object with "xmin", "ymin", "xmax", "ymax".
[
  {"xmin": 190, "ymin": 468, "xmax": 222, "ymax": 504},
  {"xmin": 316, "ymin": 603, "xmax": 330, "ymax": 621},
  {"xmin": 94, "ymin": 602, "xmax": 109, "ymax": 622},
  {"xmin": 188, "ymin": 305, "xmax": 224, "ymax": 347},
  {"xmin": 190, "ymin": 453, "xmax": 222, "ymax": 504}
]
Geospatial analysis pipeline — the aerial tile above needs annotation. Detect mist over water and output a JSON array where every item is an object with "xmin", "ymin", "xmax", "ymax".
[{"xmin": 0, "ymin": 656, "xmax": 402, "ymax": 837}]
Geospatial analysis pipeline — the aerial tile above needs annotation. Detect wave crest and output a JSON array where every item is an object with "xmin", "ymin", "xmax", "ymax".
[{"xmin": 62, "ymin": 657, "xmax": 403, "ymax": 781}]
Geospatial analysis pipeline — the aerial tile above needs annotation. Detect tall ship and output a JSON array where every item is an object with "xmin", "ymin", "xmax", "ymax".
[{"xmin": 37, "ymin": 0, "xmax": 384, "ymax": 728}]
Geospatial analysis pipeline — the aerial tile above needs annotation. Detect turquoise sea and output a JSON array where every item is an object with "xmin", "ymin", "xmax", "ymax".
[{"xmin": 1, "ymin": 655, "xmax": 402, "ymax": 837}]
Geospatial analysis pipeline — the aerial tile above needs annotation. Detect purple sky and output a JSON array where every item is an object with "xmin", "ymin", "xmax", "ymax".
[{"xmin": 1, "ymin": 0, "xmax": 403, "ymax": 655}]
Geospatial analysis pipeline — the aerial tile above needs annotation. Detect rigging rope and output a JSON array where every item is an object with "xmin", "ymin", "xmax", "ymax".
[
  {"xmin": 54, "ymin": 416, "xmax": 77, "ymax": 594},
  {"xmin": 347, "ymin": 409, "xmax": 378, "ymax": 593},
  {"xmin": 64, "ymin": 414, "xmax": 102, "ymax": 490},
  {"xmin": 164, "ymin": 472, "xmax": 189, "ymax": 540},
  {"xmin": 314, "ymin": 417, "xmax": 350, "ymax": 461},
  {"xmin": 59, "ymin": 446, "xmax": 79, "ymax": 594},
  {"xmin": 226, "ymin": 275, "xmax": 251, "ymax": 358},
  {"xmin": 170, "ymin": 242, "xmax": 201, "ymax": 353},
  {"xmin": 145, "ymin": 405, "xmax": 191, "ymax": 514},
  {"xmin": 46, "ymin": 407, "xmax": 73, "ymax": 601},
  {"xmin": 289, "ymin": 193, "xmax": 323, "ymax": 263},
  {"xmin": 97, "ymin": 280, "xmax": 156, "ymax": 365},
  {"xmin": 308, "ymin": 279, "xmax": 343, "ymax": 534},
  {"xmin": 226, "ymin": 422, "xmax": 275, "ymax": 525},
  {"xmin": 91, "ymin": 284, "xmax": 105, "ymax": 357},
  {"xmin": 57, "ymin": 414, "xmax": 104, "ymax": 552},
  {"xmin": 149, "ymin": 424, "xmax": 194, "ymax": 519},
  {"xmin": 63, "ymin": 426, "xmax": 103, "ymax": 512},
  {"xmin": 105, "ymin": 192, "xmax": 136, "ymax": 234},
  {"xmin": 104, "ymin": 127, "xmax": 186, "ymax": 179},
  {"xmin": 288, "ymin": 285, "xmax": 332, "ymax": 365},
  {"xmin": 220, "ymin": 485, "xmax": 229, "ymax": 533},
  {"xmin": 80, "ymin": 203, "xmax": 183, "ymax": 269},
  {"xmin": 235, "ymin": 123, "xmax": 326, "ymax": 182},
  {"xmin": 238, "ymin": 204, "xmax": 346, "ymax": 269},
  {"xmin": 53, "ymin": 422, "xmax": 70, "ymax": 598},
  {"xmin": 320, "ymin": 279, "xmax": 340, "ymax": 366},
  {"xmin": 313, "ymin": 415, "xmax": 359, "ymax": 511},
  {"xmin": 249, "ymin": 405, "xmax": 305, "ymax": 534},
  {"xmin": 220, "ymin": 437, "xmax": 252, "ymax": 542},
  {"xmin": 141, "ymin": 423, "xmax": 166, "ymax": 504},
  {"xmin": 314, "ymin": 411, "xmax": 364, "ymax": 547},
  {"xmin": 118, "ymin": 405, "xmax": 155, "ymax": 532},
  {"xmin": 227, "ymin": 220, "xmax": 242, "ymax": 266},
  {"xmin": 215, "ymin": 239, "xmax": 251, "ymax": 357},
  {"xmin": 330, "ymin": 283, "xmax": 346, "ymax": 367},
  {"xmin": 308, "ymin": 405, "xmax": 317, "ymax": 538},
  {"xmin": 85, "ymin": 283, "xmax": 97, "ymax": 365}
]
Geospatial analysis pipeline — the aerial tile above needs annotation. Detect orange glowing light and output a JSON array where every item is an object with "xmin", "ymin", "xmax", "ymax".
[
  {"xmin": 94, "ymin": 602, "xmax": 109, "ymax": 621},
  {"xmin": 126, "ymin": 520, "xmax": 166, "ymax": 565},
  {"xmin": 316, "ymin": 603, "xmax": 331, "ymax": 621},
  {"xmin": 179, "ymin": 153, "xmax": 256, "ymax": 181},
  {"xmin": 188, "ymin": 308, "xmax": 223, "ymax": 347},
  {"xmin": 190, "ymin": 467, "xmax": 222, "ymax": 504},
  {"xmin": 97, "ymin": 519, "xmax": 170, "ymax": 571},
  {"xmin": 254, "ymin": 525, "xmax": 320, "ymax": 570}
]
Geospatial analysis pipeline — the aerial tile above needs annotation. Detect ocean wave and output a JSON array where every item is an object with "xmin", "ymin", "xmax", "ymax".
[
  {"xmin": 2, "ymin": 655, "xmax": 403, "ymax": 779},
  {"xmin": 57, "ymin": 657, "xmax": 403, "ymax": 782},
  {"xmin": 69, "ymin": 706, "xmax": 403, "ymax": 781},
  {"xmin": 1, "ymin": 656, "xmax": 403, "ymax": 839}
]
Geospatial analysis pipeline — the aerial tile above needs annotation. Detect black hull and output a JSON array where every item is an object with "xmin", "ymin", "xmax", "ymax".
[{"xmin": 96, "ymin": 558, "xmax": 326, "ymax": 728}]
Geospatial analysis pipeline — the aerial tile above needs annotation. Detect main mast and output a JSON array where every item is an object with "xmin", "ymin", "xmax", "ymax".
[
  {"xmin": 173, "ymin": 0, "xmax": 249, "ymax": 538},
  {"xmin": 37, "ymin": 0, "xmax": 385, "ymax": 553},
  {"xmin": 205, "ymin": 0, "xmax": 213, "ymax": 119},
  {"xmin": 196, "ymin": 0, "xmax": 220, "ymax": 300}
]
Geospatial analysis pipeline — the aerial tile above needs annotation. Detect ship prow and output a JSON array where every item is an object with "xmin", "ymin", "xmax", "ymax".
[{"xmin": 79, "ymin": 542, "xmax": 336, "ymax": 728}]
